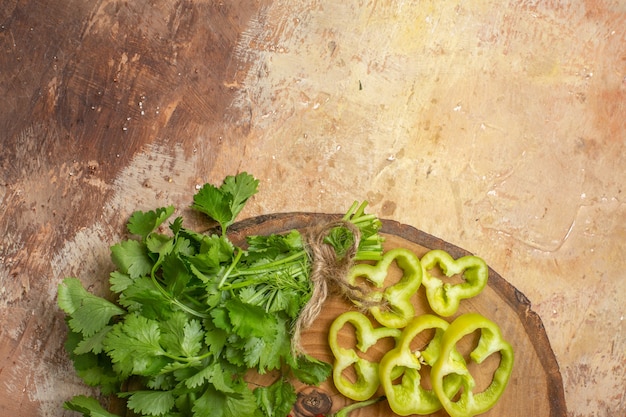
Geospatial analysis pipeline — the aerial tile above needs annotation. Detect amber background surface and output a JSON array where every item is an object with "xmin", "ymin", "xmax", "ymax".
[{"xmin": 1, "ymin": 1, "xmax": 624, "ymax": 416}]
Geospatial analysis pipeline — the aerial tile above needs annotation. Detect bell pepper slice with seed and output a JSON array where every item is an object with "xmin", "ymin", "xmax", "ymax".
[
  {"xmin": 431, "ymin": 313, "xmax": 514, "ymax": 417},
  {"xmin": 328, "ymin": 311, "xmax": 402, "ymax": 401},
  {"xmin": 378, "ymin": 314, "xmax": 464, "ymax": 416},
  {"xmin": 347, "ymin": 248, "xmax": 422, "ymax": 328},
  {"xmin": 420, "ymin": 249, "xmax": 488, "ymax": 317}
]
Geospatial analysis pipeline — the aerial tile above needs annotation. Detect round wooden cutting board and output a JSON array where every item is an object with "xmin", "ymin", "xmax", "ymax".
[{"xmin": 228, "ymin": 213, "xmax": 568, "ymax": 417}]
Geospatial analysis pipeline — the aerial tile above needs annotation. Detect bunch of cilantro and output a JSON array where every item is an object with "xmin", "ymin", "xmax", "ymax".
[{"xmin": 58, "ymin": 173, "xmax": 384, "ymax": 417}]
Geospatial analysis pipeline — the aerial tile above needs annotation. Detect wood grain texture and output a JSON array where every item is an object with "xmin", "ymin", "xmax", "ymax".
[
  {"xmin": 1, "ymin": 1, "xmax": 265, "ymax": 416},
  {"xmin": 1, "ymin": 0, "xmax": 624, "ymax": 416}
]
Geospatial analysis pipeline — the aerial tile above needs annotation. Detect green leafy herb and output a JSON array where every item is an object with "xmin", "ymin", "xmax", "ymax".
[
  {"xmin": 58, "ymin": 172, "xmax": 384, "ymax": 417},
  {"xmin": 63, "ymin": 395, "xmax": 121, "ymax": 417},
  {"xmin": 191, "ymin": 172, "xmax": 259, "ymax": 233},
  {"xmin": 255, "ymin": 378, "xmax": 297, "ymax": 417},
  {"xmin": 127, "ymin": 206, "xmax": 175, "ymax": 240},
  {"xmin": 58, "ymin": 278, "xmax": 125, "ymax": 337}
]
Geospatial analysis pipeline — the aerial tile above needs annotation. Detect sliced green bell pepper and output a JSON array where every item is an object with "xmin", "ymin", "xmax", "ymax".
[
  {"xmin": 328, "ymin": 311, "xmax": 402, "ymax": 401},
  {"xmin": 330, "ymin": 396, "xmax": 385, "ymax": 417},
  {"xmin": 378, "ymin": 314, "xmax": 463, "ymax": 415},
  {"xmin": 420, "ymin": 249, "xmax": 488, "ymax": 317},
  {"xmin": 347, "ymin": 247, "xmax": 422, "ymax": 328},
  {"xmin": 431, "ymin": 313, "xmax": 514, "ymax": 417}
]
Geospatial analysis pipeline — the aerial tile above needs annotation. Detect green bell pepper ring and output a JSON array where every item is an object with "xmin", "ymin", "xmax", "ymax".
[
  {"xmin": 420, "ymin": 249, "xmax": 488, "ymax": 317},
  {"xmin": 330, "ymin": 396, "xmax": 385, "ymax": 417},
  {"xmin": 431, "ymin": 313, "xmax": 514, "ymax": 417},
  {"xmin": 347, "ymin": 247, "xmax": 422, "ymax": 328},
  {"xmin": 378, "ymin": 314, "xmax": 464, "ymax": 416},
  {"xmin": 328, "ymin": 311, "xmax": 402, "ymax": 401}
]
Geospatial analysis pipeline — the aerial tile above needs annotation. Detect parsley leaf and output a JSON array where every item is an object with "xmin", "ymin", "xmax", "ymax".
[
  {"xmin": 127, "ymin": 206, "xmax": 175, "ymax": 240},
  {"xmin": 64, "ymin": 329, "xmax": 122, "ymax": 395},
  {"xmin": 203, "ymin": 322, "xmax": 227, "ymax": 358},
  {"xmin": 254, "ymin": 378, "xmax": 297, "ymax": 417},
  {"xmin": 159, "ymin": 312, "xmax": 203, "ymax": 358},
  {"xmin": 191, "ymin": 172, "xmax": 258, "ymax": 233},
  {"xmin": 161, "ymin": 253, "xmax": 192, "ymax": 297},
  {"xmin": 193, "ymin": 385, "xmax": 259, "ymax": 417},
  {"xmin": 244, "ymin": 230, "xmax": 304, "ymax": 262},
  {"xmin": 288, "ymin": 353, "xmax": 334, "ymax": 386},
  {"xmin": 63, "ymin": 395, "xmax": 121, "ymax": 417},
  {"xmin": 110, "ymin": 239, "xmax": 153, "ymax": 279},
  {"xmin": 109, "ymin": 271, "xmax": 133, "ymax": 293},
  {"xmin": 73, "ymin": 325, "xmax": 113, "ymax": 355},
  {"xmin": 120, "ymin": 390, "xmax": 176, "ymax": 416},
  {"xmin": 184, "ymin": 362, "xmax": 235, "ymax": 393},
  {"xmin": 224, "ymin": 299, "xmax": 269, "ymax": 338},
  {"xmin": 115, "ymin": 276, "xmax": 175, "ymax": 320},
  {"xmin": 191, "ymin": 182, "xmax": 231, "ymax": 232},
  {"xmin": 57, "ymin": 278, "xmax": 125, "ymax": 337},
  {"xmin": 220, "ymin": 171, "xmax": 259, "ymax": 221},
  {"xmin": 104, "ymin": 313, "xmax": 166, "ymax": 377},
  {"xmin": 145, "ymin": 233, "xmax": 175, "ymax": 256}
]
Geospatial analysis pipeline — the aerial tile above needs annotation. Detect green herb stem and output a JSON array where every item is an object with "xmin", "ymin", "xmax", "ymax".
[
  {"xmin": 354, "ymin": 251, "xmax": 385, "ymax": 261},
  {"xmin": 217, "ymin": 249, "xmax": 243, "ymax": 289},
  {"xmin": 162, "ymin": 350, "xmax": 212, "ymax": 364},
  {"xmin": 150, "ymin": 264, "xmax": 210, "ymax": 318},
  {"xmin": 228, "ymin": 251, "xmax": 308, "ymax": 277}
]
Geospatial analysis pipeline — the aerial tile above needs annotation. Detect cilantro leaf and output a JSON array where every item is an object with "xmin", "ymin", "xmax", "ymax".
[
  {"xmin": 68, "ymin": 301, "xmax": 124, "ymax": 338},
  {"xmin": 73, "ymin": 325, "xmax": 113, "ymax": 355},
  {"xmin": 58, "ymin": 278, "xmax": 125, "ymax": 337},
  {"xmin": 191, "ymin": 172, "xmax": 259, "ymax": 233},
  {"xmin": 185, "ymin": 362, "xmax": 235, "ymax": 393},
  {"xmin": 254, "ymin": 378, "xmax": 297, "ymax": 417},
  {"xmin": 145, "ymin": 233, "xmax": 175, "ymax": 256},
  {"xmin": 63, "ymin": 395, "xmax": 121, "ymax": 417},
  {"xmin": 193, "ymin": 385, "xmax": 259, "ymax": 417},
  {"xmin": 121, "ymin": 390, "xmax": 176, "ymax": 416},
  {"xmin": 158, "ymin": 311, "xmax": 189, "ymax": 355},
  {"xmin": 161, "ymin": 253, "xmax": 191, "ymax": 298},
  {"xmin": 64, "ymin": 329, "xmax": 122, "ymax": 394},
  {"xmin": 110, "ymin": 239, "xmax": 153, "ymax": 279},
  {"xmin": 159, "ymin": 312, "xmax": 203, "ymax": 358},
  {"xmin": 203, "ymin": 323, "xmax": 227, "ymax": 358},
  {"xmin": 169, "ymin": 215, "xmax": 184, "ymax": 235},
  {"xmin": 191, "ymin": 183, "xmax": 232, "ymax": 232},
  {"xmin": 220, "ymin": 172, "xmax": 259, "ymax": 222},
  {"xmin": 145, "ymin": 371, "xmax": 178, "ymax": 391},
  {"xmin": 116, "ymin": 276, "xmax": 175, "ymax": 320},
  {"xmin": 323, "ymin": 224, "xmax": 355, "ymax": 260},
  {"xmin": 211, "ymin": 300, "xmax": 290, "ymax": 372},
  {"xmin": 180, "ymin": 319, "xmax": 205, "ymax": 358},
  {"xmin": 69, "ymin": 354, "xmax": 121, "ymax": 394},
  {"xmin": 241, "ymin": 321, "xmax": 289, "ymax": 373},
  {"xmin": 109, "ymin": 271, "xmax": 133, "ymax": 293},
  {"xmin": 257, "ymin": 314, "xmax": 291, "ymax": 371},
  {"xmin": 127, "ymin": 206, "xmax": 175, "ymax": 240},
  {"xmin": 288, "ymin": 354, "xmax": 333, "ymax": 386},
  {"xmin": 224, "ymin": 335, "xmax": 246, "ymax": 367},
  {"xmin": 224, "ymin": 299, "xmax": 268, "ymax": 338},
  {"xmin": 242, "ymin": 337, "xmax": 267, "ymax": 369},
  {"xmin": 244, "ymin": 230, "xmax": 304, "ymax": 262},
  {"xmin": 104, "ymin": 313, "xmax": 166, "ymax": 377}
]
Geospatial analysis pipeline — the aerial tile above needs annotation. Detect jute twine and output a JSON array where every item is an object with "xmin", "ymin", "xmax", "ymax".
[{"xmin": 291, "ymin": 220, "xmax": 378, "ymax": 356}]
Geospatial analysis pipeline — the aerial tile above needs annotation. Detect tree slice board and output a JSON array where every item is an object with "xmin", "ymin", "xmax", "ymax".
[{"xmin": 227, "ymin": 212, "xmax": 568, "ymax": 417}]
